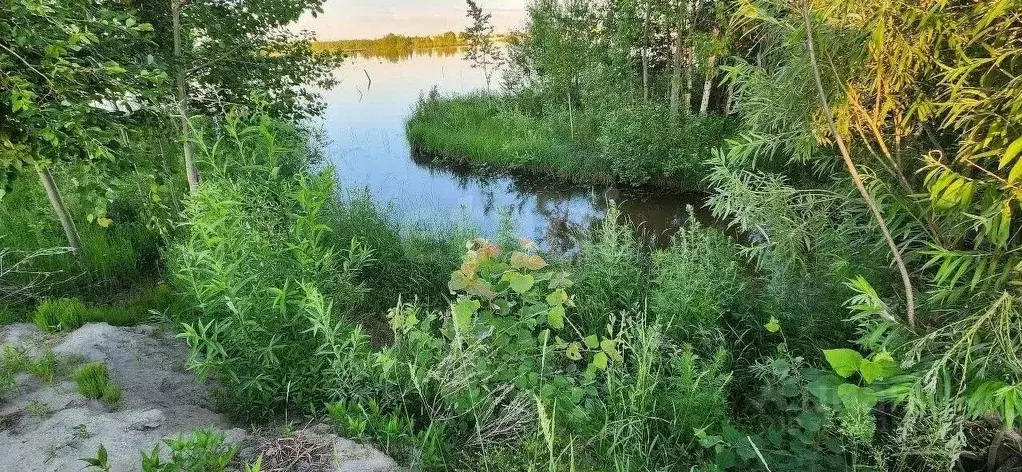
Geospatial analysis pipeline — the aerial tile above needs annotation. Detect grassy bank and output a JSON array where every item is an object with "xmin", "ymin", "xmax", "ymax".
[{"xmin": 406, "ymin": 92, "xmax": 736, "ymax": 190}]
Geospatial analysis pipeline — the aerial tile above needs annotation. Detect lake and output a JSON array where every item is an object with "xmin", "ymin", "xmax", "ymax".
[{"xmin": 319, "ymin": 50, "xmax": 710, "ymax": 252}]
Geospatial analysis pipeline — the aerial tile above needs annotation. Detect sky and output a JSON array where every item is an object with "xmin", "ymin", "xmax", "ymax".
[{"xmin": 294, "ymin": 0, "xmax": 528, "ymax": 40}]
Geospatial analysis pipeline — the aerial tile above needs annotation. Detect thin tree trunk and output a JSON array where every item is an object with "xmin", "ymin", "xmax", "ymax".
[
  {"xmin": 700, "ymin": 26, "xmax": 719, "ymax": 115},
  {"xmin": 641, "ymin": 0, "xmax": 651, "ymax": 102},
  {"xmin": 37, "ymin": 166, "xmax": 83, "ymax": 257},
  {"xmin": 669, "ymin": 0, "xmax": 687, "ymax": 116},
  {"xmin": 173, "ymin": 0, "xmax": 200, "ymax": 195},
  {"xmin": 802, "ymin": 6, "xmax": 916, "ymax": 328},
  {"xmin": 700, "ymin": 54, "xmax": 716, "ymax": 114},
  {"xmin": 683, "ymin": 0, "xmax": 700, "ymax": 113}
]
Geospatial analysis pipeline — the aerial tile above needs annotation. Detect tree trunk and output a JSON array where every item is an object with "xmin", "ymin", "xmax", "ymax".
[
  {"xmin": 669, "ymin": 0, "xmax": 687, "ymax": 117},
  {"xmin": 682, "ymin": 0, "xmax": 700, "ymax": 113},
  {"xmin": 700, "ymin": 53, "xmax": 716, "ymax": 114},
  {"xmin": 641, "ymin": 0, "xmax": 651, "ymax": 102},
  {"xmin": 700, "ymin": 25, "xmax": 719, "ymax": 115},
  {"xmin": 802, "ymin": 6, "xmax": 916, "ymax": 329},
  {"xmin": 36, "ymin": 166, "xmax": 83, "ymax": 256},
  {"xmin": 173, "ymin": 0, "xmax": 200, "ymax": 195}
]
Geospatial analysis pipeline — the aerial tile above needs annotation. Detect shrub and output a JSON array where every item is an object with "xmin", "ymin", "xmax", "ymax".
[
  {"xmin": 171, "ymin": 112, "xmax": 380, "ymax": 418},
  {"xmin": 380, "ymin": 237, "xmax": 617, "ymax": 462},
  {"xmin": 649, "ymin": 217, "xmax": 746, "ymax": 344},
  {"xmin": 572, "ymin": 204, "xmax": 647, "ymax": 333},
  {"xmin": 599, "ymin": 105, "xmax": 734, "ymax": 187},
  {"xmin": 33, "ymin": 298, "xmax": 86, "ymax": 332}
]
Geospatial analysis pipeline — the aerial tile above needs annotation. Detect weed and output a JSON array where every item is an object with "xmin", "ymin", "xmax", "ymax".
[
  {"xmin": 32, "ymin": 298, "xmax": 86, "ymax": 333},
  {"xmin": 26, "ymin": 400, "xmax": 50, "ymax": 417},
  {"xmin": 73, "ymin": 362, "xmax": 111, "ymax": 401}
]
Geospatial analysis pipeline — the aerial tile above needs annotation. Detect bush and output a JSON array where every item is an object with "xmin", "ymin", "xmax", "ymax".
[
  {"xmin": 380, "ymin": 237, "xmax": 617, "ymax": 465},
  {"xmin": 33, "ymin": 298, "xmax": 86, "ymax": 332},
  {"xmin": 649, "ymin": 217, "xmax": 746, "ymax": 344},
  {"xmin": 599, "ymin": 105, "xmax": 735, "ymax": 187},
  {"xmin": 171, "ymin": 112, "xmax": 380, "ymax": 418},
  {"xmin": 572, "ymin": 204, "xmax": 647, "ymax": 333}
]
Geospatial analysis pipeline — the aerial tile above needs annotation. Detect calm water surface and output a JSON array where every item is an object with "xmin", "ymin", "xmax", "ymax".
[{"xmin": 320, "ymin": 51, "xmax": 708, "ymax": 251}]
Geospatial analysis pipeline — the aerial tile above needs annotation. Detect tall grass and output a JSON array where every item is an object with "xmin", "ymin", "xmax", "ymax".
[
  {"xmin": 407, "ymin": 92, "xmax": 736, "ymax": 189},
  {"xmin": 406, "ymin": 92, "xmax": 608, "ymax": 184}
]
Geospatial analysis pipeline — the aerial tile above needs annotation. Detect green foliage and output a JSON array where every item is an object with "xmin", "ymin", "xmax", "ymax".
[
  {"xmin": 171, "ymin": 111, "xmax": 380, "ymax": 418},
  {"xmin": 595, "ymin": 312, "xmax": 732, "ymax": 470},
  {"xmin": 33, "ymin": 298, "xmax": 86, "ymax": 332},
  {"xmin": 73, "ymin": 362, "xmax": 119, "ymax": 406},
  {"xmin": 380, "ymin": 238, "xmax": 615, "ymax": 460},
  {"xmin": 326, "ymin": 400, "xmax": 443, "ymax": 463},
  {"xmin": 138, "ymin": 428, "xmax": 238, "ymax": 472},
  {"xmin": 0, "ymin": 0, "xmax": 162, "ymax": 179},
  {"xmin": 407, "ymin": 92, "xmax": 607, "ymax": 184},
  {"xmin": 599, "ymin": 104, "xmax": 735, "ymax": 187},
  {"xmin": 650, "ymin": 215, "xmax": 745, "ymax": 344},
  {"xmin": 572, "ymin": 204, "xmax": 646, "ymax": 333}
]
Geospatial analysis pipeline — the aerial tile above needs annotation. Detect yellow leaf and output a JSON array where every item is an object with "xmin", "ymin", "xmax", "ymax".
[{"xmin": 97, "ymin": 217, "xmax": 113, "ymax": 228}]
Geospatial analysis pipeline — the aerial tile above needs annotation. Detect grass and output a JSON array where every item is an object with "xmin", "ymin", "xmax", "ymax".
[
  {"xmin": 73, "ymin": 362, "xmax": 120, "ymax": 406},
  {"xmin": 406, "ymin": 92, "xmax": 736, "ymax": 189},
  {"xmin": 406, "ymin": 92, "xmax": 609, "ymax": 184}
]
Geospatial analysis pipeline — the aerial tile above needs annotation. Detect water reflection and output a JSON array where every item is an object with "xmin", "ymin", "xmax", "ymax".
[
  {"xmin": 343, "ymin": 46, "xmax": 463, "ymax": 64},
  {"xmin": 321, "ymin": 51, "xmax": 712, "ymax": 253}
]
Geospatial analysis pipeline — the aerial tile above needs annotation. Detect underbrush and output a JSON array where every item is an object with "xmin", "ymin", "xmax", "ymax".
[{"xmin": 407, "ymin": 92, "xmax": 736, "ymax": 190}]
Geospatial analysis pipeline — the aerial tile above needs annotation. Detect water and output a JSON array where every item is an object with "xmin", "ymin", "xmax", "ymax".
[{"xmin": 320, "ymin": 50, "xmax": 709, "ymax": 251}]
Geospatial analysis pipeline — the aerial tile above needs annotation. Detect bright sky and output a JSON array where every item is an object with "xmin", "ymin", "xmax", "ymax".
[{"xmin": 294, "ymin": 0, "xmax": 527, "ymax": 40}]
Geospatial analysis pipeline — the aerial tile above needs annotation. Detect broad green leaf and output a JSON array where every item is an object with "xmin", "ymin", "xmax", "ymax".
[
  {"xmin": 764, "ymin": 316, "xmax": 781, "ymax": 333},
  {"xmin": 547, "ymin": 305, "xmax": 564, "ymax": 329},
  {"xmin": 452, "ymin": 298, "xmax": 480, "ymax": 333},
  {"xmin": 565, "ymin": 342, "xmax": 582, "ymax": 361},
  {"xmin": 591, "ymin": 352, "xmax": 608, "ymax": 370},
  {"xmin": 545, "ymin": 289, "xmax": 568, "ymax": 306},
  {"xmin": 823, "ymin": 348, "xmax": 863, "ymax": 378},
  {"xmin": 837, "ymin": 383, "xmax": 878, "ymax": 411},
  {"xmin": 583, "ymin": 334, "xmax": 599, "ymax": 349},
  {"xmin": 504, "ymin": 272, "xmax": 535, "ymax": 294}
]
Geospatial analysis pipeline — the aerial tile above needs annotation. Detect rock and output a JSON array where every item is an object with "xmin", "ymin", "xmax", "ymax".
[
  {"xmin": 0, "ymin": 323, "xmax": 402, "ymax": 472},
  {"xmin": 0, "ymin": 323, "xmax": 233, "ymax": 472},
  {"xmin": 331, "ymin": 437, "xmax": 401, "ymax": 472}
]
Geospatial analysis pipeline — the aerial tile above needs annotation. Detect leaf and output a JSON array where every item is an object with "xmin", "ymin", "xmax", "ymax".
[
  {"xmin": 591, "ymin": 352, "xmax": 608, "ymax": 370},
  {"xmin": 600, "ymin": 339, "xmax": 622, "ymax": 362},
  {"xmin": 837, "ymin": 383, "xmax": 878, "ymax": 411},
  {"xmin": 452, "ymin": 298, "xmax": 480, "ymax": 333},
  {"xmin": 764, "ymin": 316, "xmax": 781, "ymax": 333},
  {"xmin": 565, "ymin": 342, "xmax": 582, "ymax": 361},
  {"xmin": 465, "ymin": 280, "xmax": 495, "ymax": 299},
  {"xmin": 545, "ymin": 289, "xmax": 568, "ymax": 307},
  {"xmin": 547, "ymin": 305, "xmax": 564, "ymax": 329},
  {"xmin": 97, "ymin": 217, "xmax": 113, "ymax": 228},
  {"xmin": 999, "ymin": 136, "xmax": 1022, "ymax": 170},
  {"xmin": 448, "ymin": 270, "xmax": 470, "ymax": 292},
  {"xmin": 510, "ymin": 251, "xmax": 547, "ymax": 271},
  {"xmin": 502, "ymin": 272, "xmax": 535, "ymax": 294},
  {"xmin": 823, "ymin": 348, "xmax": 863, "ymax": 378},
  {"xmin": 583, "ymin": 334, "xmax": 599, "ymax": 349}
]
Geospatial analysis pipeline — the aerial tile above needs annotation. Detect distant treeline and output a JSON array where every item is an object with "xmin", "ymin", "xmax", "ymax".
[
  {"xmin": 312, "ymin": 32, "xmax": 514, "ymax": 61},
  {"xmin": 313, "ymin": 32, "xmax": 466, "ymax": 53}
]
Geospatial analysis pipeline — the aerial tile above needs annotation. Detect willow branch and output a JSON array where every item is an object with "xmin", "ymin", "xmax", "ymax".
[{"xmin": 801, "ymin": 5, "xmax": 916, "ymax": 329}]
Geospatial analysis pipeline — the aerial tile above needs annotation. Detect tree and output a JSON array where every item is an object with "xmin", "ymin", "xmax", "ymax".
[
  {"xmin": 134, "ymin": 0, "xmax": 341, "ymax": 194},
  {"xmin": 463, "ymin": 0, "xmax": 505, "ymax": 91},
  {"xmin": 1, "ymin": 0, "xmax": 161, "ymax": 254}
]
